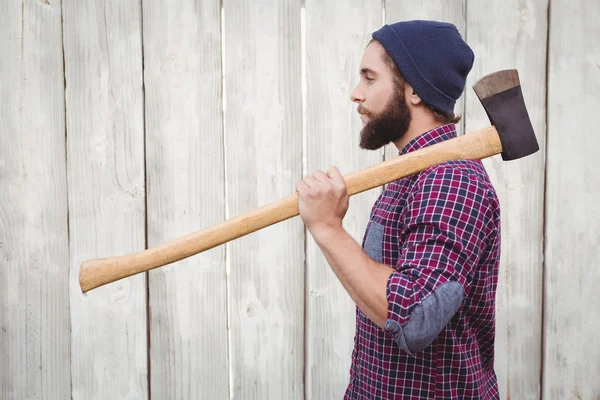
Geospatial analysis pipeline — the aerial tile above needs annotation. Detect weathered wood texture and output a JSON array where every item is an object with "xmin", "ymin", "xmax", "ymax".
[
  {"xmin": 384, "ymin": 0, "xmax": 466, "ymax": 169},
  {"xmin": 304, "ymin": 1, "xmax": 383, "ymax": 398},
  {"xmin": 224, "ymin": 1, "xmax": 305, "ymax": 398},
  {"xmin": 63, "ymin": 0, "xmax": 147, "ymax": 398},
  {"xmin": 544, "ymin": 0, "xmax": 600, "ymax": 398},
  {"xmin": 465, "ymin": 1, "xmax": 548, "ymax": 399},
  {"xmin": 2, "ymin": 1, "xmax": 600, "ymax": 399},
  {"xmin": 0, "ymin": 1, "xmax": 70, "ymax": 399},
  {"xmin": 142, "ymin": 0, "xmax": 229, "ymax": 398}
]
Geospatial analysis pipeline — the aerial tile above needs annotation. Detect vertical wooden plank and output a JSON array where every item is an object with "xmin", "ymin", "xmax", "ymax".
[
  {"xmin": 544, "ymin": 1, "xmax": 600, "ymax": 398},
  {"xmin": 465, "ymin": 1, "xmax": 547, "ymax": 399},
  {"xmin": 63, "ymin": 0, "xmax": 147, "ymax": 398},
  {"xmin": 224, "ymin": 1, "xmax": 304, "ymax": 398},
  {"xmin": 142, "ymin": 0, "xmax": 228, "ymax": 398},
  {"xmin": 304, "ymin": 1, "xmax": 382, "ymax": 398},
  {"xmin": 384, "ymin": 0, "xmax": 466, "ymax": 167},
  {"xmin": 0, "ymin": 1, "xmax": 70, "ymax": 399}
]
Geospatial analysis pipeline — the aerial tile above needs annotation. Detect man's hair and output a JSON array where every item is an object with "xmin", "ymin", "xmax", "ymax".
[{"xmin": 370, "ymin": 39, "xmax": 462, "ymax": 124}]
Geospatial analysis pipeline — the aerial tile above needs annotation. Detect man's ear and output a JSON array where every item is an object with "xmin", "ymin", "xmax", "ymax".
[{"xmin": 405, "ymin": 84, "xmax": 422, "ymax": 106}]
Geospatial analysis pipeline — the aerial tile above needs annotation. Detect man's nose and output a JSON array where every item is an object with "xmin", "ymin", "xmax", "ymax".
[{"xmin": 350, "ymin": 84, "xmax": 364, "ymax": 103}]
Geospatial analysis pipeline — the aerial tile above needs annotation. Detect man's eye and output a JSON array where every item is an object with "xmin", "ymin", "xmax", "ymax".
[{"xmin": 365, "ymin": 76, "xmax": 374, "ymax": 82}]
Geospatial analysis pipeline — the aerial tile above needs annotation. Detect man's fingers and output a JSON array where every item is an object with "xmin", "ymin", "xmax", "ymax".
[
  {"xmin": 300, "ymin": 168, "xmax": 343, "ymax": 194},
  {"xmin": 326, "ymin": 166, "xmax": 344, "ymax": 181},
  {"xmin": 313, "ymin": 170, "xmax": 328, "ymax": 182},
  {"xmin": 303, "ymin": 175, "xmax": 320, "ymax": 188},
  {"xmin": 326, "ymin": 166, "xmax": 347, "ymax": 193},
  {"xmin": 296, "ymin": 179, "xmax": 310, "ymax": 192}
]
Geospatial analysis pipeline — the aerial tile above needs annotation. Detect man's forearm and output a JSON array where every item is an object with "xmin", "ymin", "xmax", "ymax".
[{"xmin": 311, "ymin": 227, "xmax": 395, "ymax": 328}]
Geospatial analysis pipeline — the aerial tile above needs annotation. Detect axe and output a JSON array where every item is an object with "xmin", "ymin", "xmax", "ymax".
[{"xmin": 79, "ymin": 69, "xmax": 538, "ymax": 293}]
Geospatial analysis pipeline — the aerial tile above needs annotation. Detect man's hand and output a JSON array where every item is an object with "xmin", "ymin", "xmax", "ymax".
[{"xmin": 296, "ymin": 166, "xmax": 349, "ymax": 241}]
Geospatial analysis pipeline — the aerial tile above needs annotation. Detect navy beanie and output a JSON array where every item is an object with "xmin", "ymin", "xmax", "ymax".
[{"xmin": 372, "ymin": 20, "xmax": 475, "ymax": 114}]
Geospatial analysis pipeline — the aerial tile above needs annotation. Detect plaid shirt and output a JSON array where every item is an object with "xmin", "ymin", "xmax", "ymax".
[{"xmin": 344, "ymin": 124, "xmax": 501, "ymax": 399}]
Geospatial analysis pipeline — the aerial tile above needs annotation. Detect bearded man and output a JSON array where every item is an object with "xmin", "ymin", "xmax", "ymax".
[{"xmin": 297, "ymin": 20, "xmax": 501, "ymax": 399}]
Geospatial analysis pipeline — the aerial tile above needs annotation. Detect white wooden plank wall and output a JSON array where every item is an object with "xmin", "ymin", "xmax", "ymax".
[
  {"xmin": 62, "ymin": 0, "xmax": 148, "ymax": 398},
  {"xmin": 544, "ymin": 0, "xmax": 600, "ymax": 398},
  {"xmin": 2, "ymin": 1, "xmax": 600, "ymax": 399},
  {"xmin": 0, "ymin": 1, "xmax": 70, "ymax": 399},
  {"xmin": 464, "ymin": 2, "xmax": 548, "ymax": 399},
  {"xmin": 142, "ymin": 0, "xmax": 229, "ymax": 398},
  {"xmin": 304, "ymin": 1, "xmax": 382, "ymax": 398},
  {"xmin": 224, "ymin": 1, "xmax": 305, "ymax": 398}
]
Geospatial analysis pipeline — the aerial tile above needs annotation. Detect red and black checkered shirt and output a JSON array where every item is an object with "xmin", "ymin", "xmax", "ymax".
[{"xmin": 344, "ymin": 124, "xmax": 501, "ymax": 399}]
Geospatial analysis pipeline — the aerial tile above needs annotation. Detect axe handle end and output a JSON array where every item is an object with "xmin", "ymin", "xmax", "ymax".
[{"xmin": 79, "ymin": 193, "xmax": 300, "ymax": 292}]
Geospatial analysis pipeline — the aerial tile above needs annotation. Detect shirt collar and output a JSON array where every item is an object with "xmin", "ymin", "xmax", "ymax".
[{"xmin": 399, "ymin": 123, "xmax": 457, "ymax": 156}]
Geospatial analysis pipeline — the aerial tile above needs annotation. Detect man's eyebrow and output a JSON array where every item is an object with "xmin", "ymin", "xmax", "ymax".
[{"xmin": 360, "ymin": 68, "xmax": 378, "ymax": 76}]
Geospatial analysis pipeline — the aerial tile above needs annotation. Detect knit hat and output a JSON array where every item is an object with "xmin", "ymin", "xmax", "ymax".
[{"xmin": 372, "ymin": 20, "xmax": 474, "ymax": 114}]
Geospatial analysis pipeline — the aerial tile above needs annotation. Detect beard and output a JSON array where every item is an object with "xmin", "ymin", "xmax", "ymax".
[{"xmin": 358, "ymin": 90, "xmax": 412, "ymax": 151}]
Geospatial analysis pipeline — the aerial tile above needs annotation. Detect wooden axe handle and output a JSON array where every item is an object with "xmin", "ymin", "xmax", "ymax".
[{"xmin": 79, "ymin": 126, "xmax": 502, "ymax": 292}]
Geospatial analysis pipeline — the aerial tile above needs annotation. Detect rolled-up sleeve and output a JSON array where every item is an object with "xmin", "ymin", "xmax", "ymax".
[{"xmin": 384, "ymin": 166, "xmax": 493, "ymax": 355}]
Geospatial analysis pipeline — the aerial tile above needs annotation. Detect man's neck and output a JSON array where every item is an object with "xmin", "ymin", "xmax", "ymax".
[{"xmin": 393, "ymin": 113, "xmax": 445, "ymax": 152}]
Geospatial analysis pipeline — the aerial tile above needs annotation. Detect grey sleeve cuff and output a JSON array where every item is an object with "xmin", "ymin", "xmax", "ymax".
[{"xmin": 385, "ymin": 281, "xmax": 465, "ymax": 355}]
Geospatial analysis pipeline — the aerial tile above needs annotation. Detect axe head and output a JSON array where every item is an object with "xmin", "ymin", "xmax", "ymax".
[{"xmin": 472, "ymin": 69, "xmax": 539, "ymax": 161}]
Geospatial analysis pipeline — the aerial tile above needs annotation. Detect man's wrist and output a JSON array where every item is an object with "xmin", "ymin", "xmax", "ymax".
[{"xmin": 309, "ymin": 224, "xmax": 347, "ymax": 247}]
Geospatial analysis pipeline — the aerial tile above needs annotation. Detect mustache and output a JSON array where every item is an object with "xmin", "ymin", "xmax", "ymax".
[{"xmin": 357, "ymin": 105, "xmax": 373, "ymax": 117}]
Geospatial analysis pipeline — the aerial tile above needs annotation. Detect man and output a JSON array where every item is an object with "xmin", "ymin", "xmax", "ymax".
[{"xmin": 297, "ymin": 20, "xmax": 501, "ymax": 399}]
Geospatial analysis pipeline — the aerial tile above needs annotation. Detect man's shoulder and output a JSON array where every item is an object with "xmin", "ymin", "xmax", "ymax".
[
  {"xmin": 410, "ymin": 160, "xmax": 500, "ymax": 208},
  {"xmin": 416, "ymin": 159, "xmax": 495, "ymax": 191}
]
